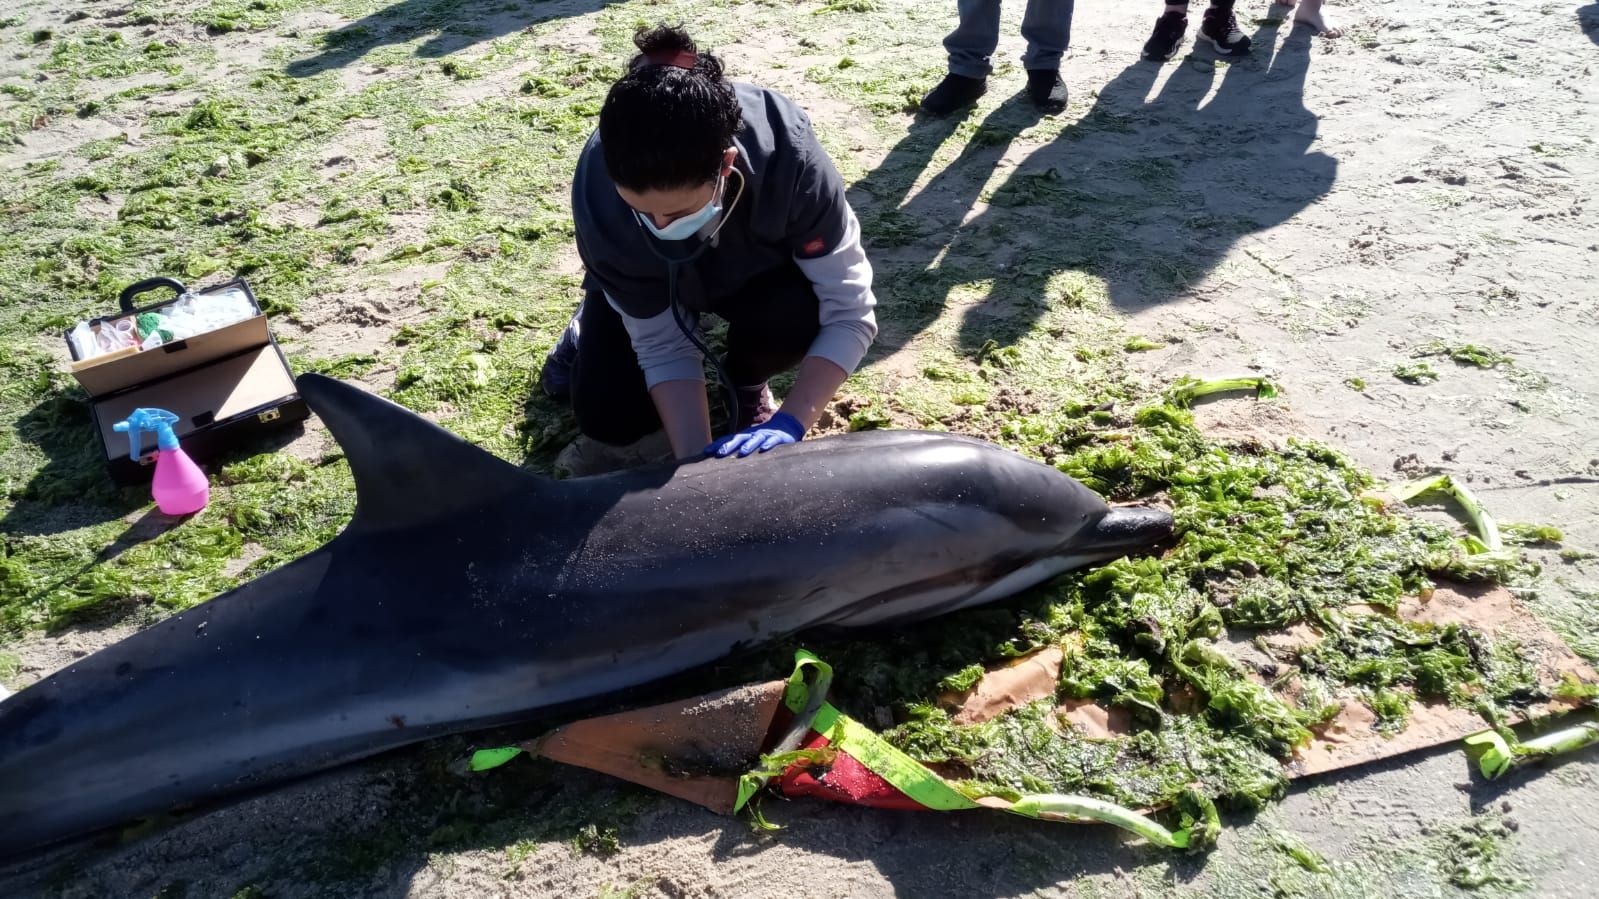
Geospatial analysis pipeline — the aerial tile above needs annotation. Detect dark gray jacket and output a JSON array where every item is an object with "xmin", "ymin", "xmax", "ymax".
[{"xmin": 572, "ymin": 83, "xmax": 877, "ymax": 387}]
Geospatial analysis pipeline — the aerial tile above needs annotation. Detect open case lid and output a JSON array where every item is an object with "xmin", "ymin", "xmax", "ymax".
[{"xmin": 67, "ymin": 278, "xmax": 270, "ymax": 399}]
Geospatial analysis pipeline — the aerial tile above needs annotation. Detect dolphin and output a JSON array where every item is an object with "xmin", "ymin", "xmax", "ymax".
[{"xmin": 0, "ymin": 374, "xmax": 1171, "ymax": 857}]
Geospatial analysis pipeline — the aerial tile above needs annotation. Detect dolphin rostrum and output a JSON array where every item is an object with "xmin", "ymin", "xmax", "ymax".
[{"xmin": 0, "ymin": 373, "xmax": 1172, "ymax": 856}]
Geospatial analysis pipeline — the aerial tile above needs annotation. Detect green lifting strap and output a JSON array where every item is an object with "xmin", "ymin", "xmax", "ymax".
[
  {"xmin": 468, "ymin": 745, "xmax": 524, "ymax": 772},
  {"xmin": 736, "ymin": 650, "xmax": 977, "ymax": 814},
  {"xmin": 737, "ymin": 651, "xmax": 1190, "ymax": 850},
  {"xmin": 735, "ymin": 649, "xmax": 835, "ymax": 813},
  {"xmin": 821, "ymin": 708, "xmax": 978, "ymax": 811}
]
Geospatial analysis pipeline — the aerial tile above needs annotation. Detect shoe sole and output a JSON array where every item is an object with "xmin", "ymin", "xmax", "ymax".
[
  {"xmin": 1206, "ymin": 36, "xmax": 1252, "ymax": 56},
  {"xmin": 919, "ymin": 99, "xmax": 984, "ymax": 117}
]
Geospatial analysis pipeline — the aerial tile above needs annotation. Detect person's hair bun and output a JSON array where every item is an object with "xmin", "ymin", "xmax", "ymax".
[
  {"xmin": 634, "ymin": 24, "xmax": 696, "ymax": 58},
  {"xmin": 603, "ymin": 24, "xmax": 741, "ymax": 192}
]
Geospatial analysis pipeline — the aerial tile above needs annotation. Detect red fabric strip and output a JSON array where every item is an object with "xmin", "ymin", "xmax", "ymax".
[
  {"xmin": 776, "ymin": 732, "xmax": 929, "ymax": 812},
  {"xmin": 646, "ymin": 50, "xmax": 699, "ymax": 70}
]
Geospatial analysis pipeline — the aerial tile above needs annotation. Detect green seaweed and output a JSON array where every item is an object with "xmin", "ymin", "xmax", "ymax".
[
  {"xmin": 1175, "ymin": 640, "xmax": 1312, "ymax": 755},
  {"xmin": 1394, "ymin": 361, "xmax": 1440, "ymax": 384},
  {"xmin": 938, "ymin": 664, "xmax": 986, "ymax": 693},
  {"xmin": 1502, "ymin": 523, "xmax": 1563, "ymax": 546},
  {"xmin": 1553, "ymin": 674, "xmax": 1599, "ymax": 702},
  {"xmin": 815, "ymin": 386, "xmax": 1550, "ymax": 841},
  {"xmin": 1413, "ymin": 340, "xmax": 1515, "ymax": 369},
  {"xmin": 1266, "ymin": 830, "xmax": 1330, "ymax": 874},
  {"xmin": 1164, "ymin": 375, "xmax": 1279, "ymax": 406},
  {"xmin": 569, "ymin": 823, "xmax": 621, "ymax": 857},
  {"xmin": 1234, "ymin": 811, "xmax": 1530, "ymax": 897}
]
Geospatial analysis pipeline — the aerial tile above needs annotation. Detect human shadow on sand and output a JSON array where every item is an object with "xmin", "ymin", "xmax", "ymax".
[
  {"xmin": 286, "ymin": 0, "xmax": 617, "ymax": 79},
  {"xmin": 0, "ymin": 386, "xmax": 313, "ymax": 541},
  {"xmin": 0, "ymin": 392, "xmax": 145, "ymax": 538},
  {"xmin": 1580, "ymin": 4, "xmax": 1599, "ymax": 45},
  {"xmin": 851, "ymin": 23, "xmax": 1336, "ymax": 359}
]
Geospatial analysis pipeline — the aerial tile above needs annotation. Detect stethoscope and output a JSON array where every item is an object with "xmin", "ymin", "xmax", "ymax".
[{"xmin": 632, "ymin": 166, "xmax": 748, "ymax": 422}]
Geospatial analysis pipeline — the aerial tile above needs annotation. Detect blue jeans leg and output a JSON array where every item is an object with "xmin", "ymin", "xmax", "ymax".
[
  {"xmin": 1020, "ymin": 0, "xmax": 1075, "ymax": 72},
  {"xmin": 943, "ymin": 0, "xmax": 1003, "ymax": 79}
]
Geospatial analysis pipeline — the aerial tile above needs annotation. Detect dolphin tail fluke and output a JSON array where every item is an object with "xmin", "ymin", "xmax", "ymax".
[
  {"xmin": 294, "ymin": 373, "xmax": 531, "ymax": 529},
  {"xmin": 1079, "ymin": 507, "xmax": 1175, "ymax": 556}
]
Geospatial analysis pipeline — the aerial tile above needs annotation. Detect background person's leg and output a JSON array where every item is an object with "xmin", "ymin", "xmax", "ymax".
[
  {"xmin": 923, "ymin": 0, "xmax": 1002, "ymax": 115},
  {"xmin": 1200, "ymin": 0, "xmax": 1252, "ymax": 55},
  {"xmin": 1019, "ymin": 0, "xmax": 1073, "ymax": 112},
  {"xmin": 1143, "ymin": 2, "xmax": 1191, "ymax": 62},
  {"xmin": 943, "ymin": 0, "xmax": 1005, "ymax": 79},
  {"xmin": 1019, "ymin": 0, "xmax": 1074, "ymax": 74},
  {"xmin": 1287, "ymin": 0, "xmax": 1345, "ymax": 37},
  {"xmin": 569, "ymin": 291, "xmax": 666, "ymax": 447}
]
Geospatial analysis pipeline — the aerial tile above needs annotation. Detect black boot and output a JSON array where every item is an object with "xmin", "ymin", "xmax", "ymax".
[
  {"xmin": 1142, "ymin": 11, "xmax": 1190, "ymax": 62},
  {"xmin": 1201, "ymin": 4, "xmax": 1252, "ymax": 56},
  {"xmin": 919, "ymin": 73, "xmax": 987, "ymax": 117},
  {"xmin": 1025, "ymin": 69, "xmax": 1068, "ymax": 114}
]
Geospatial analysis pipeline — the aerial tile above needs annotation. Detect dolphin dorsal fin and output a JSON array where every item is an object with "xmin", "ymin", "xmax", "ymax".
[{"xmin": 295, "ymin": 374, "xmax": 531, "ymax": 531}]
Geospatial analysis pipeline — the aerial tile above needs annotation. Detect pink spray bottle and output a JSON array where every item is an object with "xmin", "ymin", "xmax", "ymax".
[{"xmin": 113, "ymin": 408, "xmax": 210, "ymax": 515}]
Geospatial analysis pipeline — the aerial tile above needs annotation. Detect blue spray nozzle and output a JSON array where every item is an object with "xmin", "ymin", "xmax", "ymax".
[{"xmin": 111, "ymin": 408, "xmax": 181, "ymax": 460}]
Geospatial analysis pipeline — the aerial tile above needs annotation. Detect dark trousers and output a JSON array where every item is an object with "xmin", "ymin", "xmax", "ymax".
[
  {"xmin": 571, "ymin": 265, "xmax": 821, "ymax": 446},
  {"xmin": 945, "ymin": 0, "xmax": 1076, "ymax": 78}
]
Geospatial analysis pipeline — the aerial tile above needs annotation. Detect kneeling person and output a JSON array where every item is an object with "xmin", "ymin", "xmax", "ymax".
[{"xmin": 542, "ymin": 25, "xmax": 878, "ymax": 463}]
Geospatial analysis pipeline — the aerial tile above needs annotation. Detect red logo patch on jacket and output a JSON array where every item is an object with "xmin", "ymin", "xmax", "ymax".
[{"xmin": 801, "ymin": 237, "xmax": 827, "ymax": 257}]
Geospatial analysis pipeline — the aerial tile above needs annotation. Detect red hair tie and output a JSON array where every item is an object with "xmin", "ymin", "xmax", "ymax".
[{"xmin": 646, "ymin": 50, "xmax": 699, "ymax": 70}]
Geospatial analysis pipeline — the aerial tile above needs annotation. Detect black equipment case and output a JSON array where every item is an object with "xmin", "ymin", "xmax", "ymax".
[{"xmin": 63, "ymin": 276, "xmax": 309, "ymax": 485}]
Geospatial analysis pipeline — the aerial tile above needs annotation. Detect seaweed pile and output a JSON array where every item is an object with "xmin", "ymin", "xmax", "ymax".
[{"xmin": 800, "ymin": 380, "xmax": 1564, "ymax": 846}]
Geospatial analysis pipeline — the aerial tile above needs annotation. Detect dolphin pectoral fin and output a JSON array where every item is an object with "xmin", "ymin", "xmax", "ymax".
[
  {"xmin": 294, "ymin": 374, "xmax": 535, "ymax": 529},
  {"xmin": 1078, "ymin": 507, "xmax": 1175, "ymax": 556}
]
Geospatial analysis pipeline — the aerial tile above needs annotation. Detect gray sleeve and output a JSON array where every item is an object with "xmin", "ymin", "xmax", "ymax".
[
  {"xmin": 604, "ymin": 293, "xmax": 705, "ymax": 388},
  {"xmin": 793, "ymin": 207, "xmax": 878, "ymax": 375}
]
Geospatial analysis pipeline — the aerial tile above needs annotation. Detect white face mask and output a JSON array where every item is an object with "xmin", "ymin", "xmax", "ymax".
[{"xmin": 638, "ymin": 174, "xmax": 725, "ymax": 241}]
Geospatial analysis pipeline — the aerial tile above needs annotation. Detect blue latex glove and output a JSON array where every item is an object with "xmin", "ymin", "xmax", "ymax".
[{"xmin": 706, "ymin": 412, "xmax": 805, "ymax": 459}]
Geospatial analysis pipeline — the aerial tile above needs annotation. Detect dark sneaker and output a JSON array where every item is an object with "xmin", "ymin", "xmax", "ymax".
[
  {"xmin": 919, "ymin": 73, "xmax": 987, "ymax": 117},
  {"xmin": 1201, "ymin": 6, "xmax": 1252, "ymax": 56},
  {"xmin": 539, "ymin": 313, "xmax": 580, "ymax": 401},
  {"xmin": 1142, "ymin": 11, "xmax": 1189, "ymax": 61},
  {"xmin": 1025, "ymin": 69, "xmax": 1068, "ymax": 114},
  {"xmin": 734, "ymin": 382, "xmax": 777, "ymax": 431}
]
